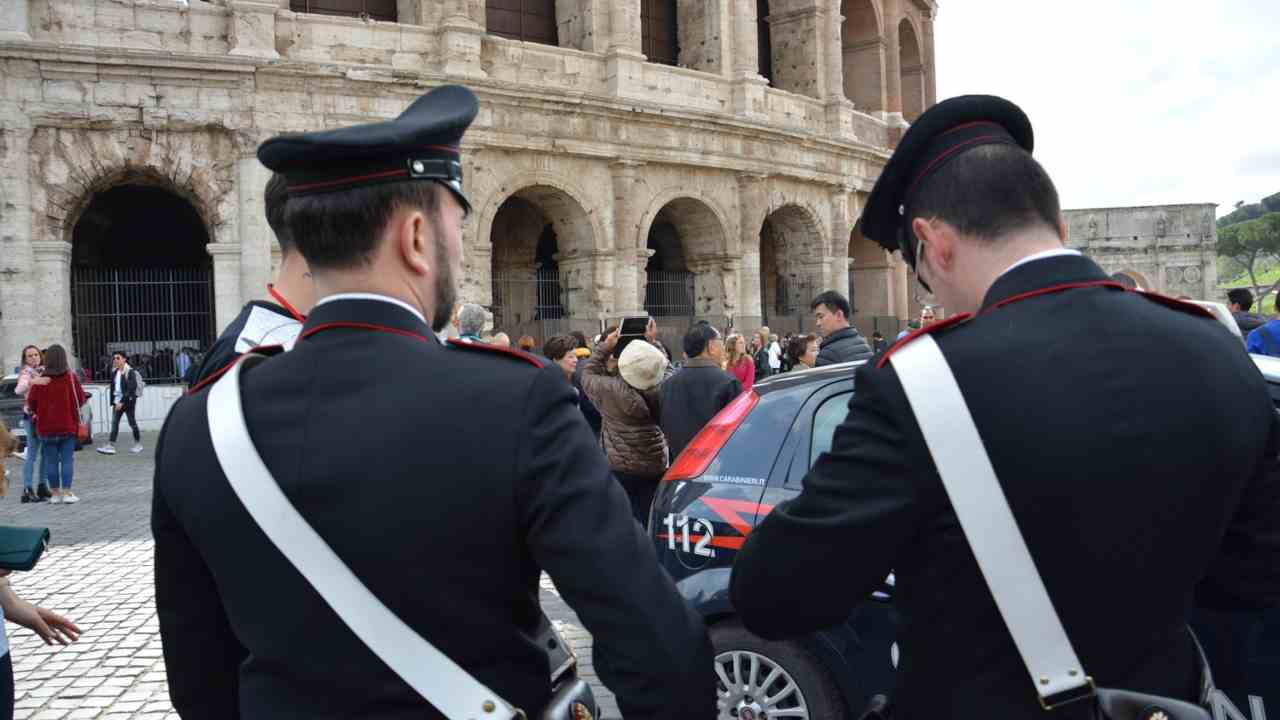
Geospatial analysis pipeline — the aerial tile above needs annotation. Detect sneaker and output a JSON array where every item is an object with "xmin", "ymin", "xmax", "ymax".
[
  {"xmin": 10, "ymin": 449, "xmax": 25, "ymax": 460},
  {"xmin": 130, "ymin": 444, "xmax": 144, "ymax": 455},
  {"xmin": 61, "ymin": 492, "xmax": 78, "ymax": 505},
  {"xmin": 49, "ymin": 494, "xmax": 62, "ymax": 505},
  {"xmin": 96, "ymin": 444, "xmax": 116, "ymax": 455}
]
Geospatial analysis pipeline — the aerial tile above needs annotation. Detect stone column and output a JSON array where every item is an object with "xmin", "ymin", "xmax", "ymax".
[
  {"xmin": 821, "ymin": 0, "xmax": 855, "ymax": 138},
  {"xmin": 236, "ymin": 147, "xmax": 273, "ymax": 304},
  {"xmin": 228, "ymin": 2, "xmax": 281, "ymax": 59},
  {"xmin": 439, "ymin": 0, "xmax": 486, "ymax": 79},
  {"xmin": 0, "ymin": 127, "xmax": 33, "ymax": 370},
  {"xmin": 0, "ymin": 0, "xmax": 31, "ymax": 42},
  {"xmin": 767, "ymin": 1, "xmax": 825, "ymax": 99},
  {"xmin": 561, "ymin": 252, "xmax": 614, "ymax": 334},
  {"xmin": 889, "ymin": 251, "xmax": 909, "ymax": 327},
  {"xmin": 828, "ymin": 186, "xmax": 853, "ymax": 290},
  {"xmin": 31, "ymin": 242, "xmax": 72, "ymax": 359},
  {"xmin": 735, "ymin": 173, "xmax": 769, "ymax": 331},
  {"xmin": 922, "ymin": 10, "xmax": 937, "ymax": 107},
  {"xmin": 606, "ymin": 0, "xmax": 645, "ymax": 100},
  {"xmin": 883, "ymin": 0, "xmax": 903, "ymax": 117},
  {"xmin": 610, "ymin": 159, "xmax": 646, "ymax": 313},
  {"xmin": 207, "ymin": 243, "xmax": 244, "ymax": 334},
  {"xmin": 729, "ymin": 0, "xmax": 769, "ymax": 120}
]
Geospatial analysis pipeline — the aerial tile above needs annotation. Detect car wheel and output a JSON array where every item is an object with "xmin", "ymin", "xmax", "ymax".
[{"xmin": 711, "ymin": 621, "xmax": 847, "ymax": 720}]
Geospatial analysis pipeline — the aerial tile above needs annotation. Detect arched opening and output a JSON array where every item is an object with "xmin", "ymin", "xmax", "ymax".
[
  {"xmin": 641, "ymin": 0, "xmax": 679, "ymax": 66},
  {"xmin": 899, "ymin": 18, "xmax": 925, "ymax": 121},
  {"xmin": 759, "ymin": 205, "xmax": 822, "ymax": 335},
  {"xmin": 642, "ymin": 198, "xmax": 726, "ymax": 350},
  {"xmin": 489, "ymin": 186, "xmax": 592, "ymax": 343},
  {"xmin": 841, "ymin": 0, "xmax": 884, "ymax": 111},
  {"xmin": 848, "ymin": 224, "xmax": 895, "ymax": 334},
  {"xmin": 757, "ymin": 0, "xmax": 774, "ymax": 84},
  {"xmin": 486, "ymin": 0, "xmax": 558, "ymax": 46},
  {"xmin": 289, "ymin": 0, "xmax": 396, "ymax": 22},
  {"xmin": 70, "ymin": 182, "xmax": 213, "ymax": 384}
]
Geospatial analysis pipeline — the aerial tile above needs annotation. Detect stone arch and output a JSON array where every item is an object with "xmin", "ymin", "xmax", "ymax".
[
  {"xmin": 485, "ymin": 183, "xmax": 597, "ymax": 341},
  {"xmin": 637, "ymin": 194, "xmax": 732, "ymax": 327},
  {"xmin": 759, "ymin": 203, "xmax": 825, "ymax": 333},
  {"xmin": 67, "ymin": 172, "xmax": 216, "ymax": 383},
  {"xmin": 1112, "ymin": 270, "xmax": 1151, "ymax": 290},
  {"xmin": 898, "ymin": 17, "xmax": 926, "ymax": 121},
  {"xmin": 841, "ymin": 0, "xmax": 885, "ymax": 112},
  {"xmin": 473, "ymin": 171, "xmax": 604, "ymax": 261}
]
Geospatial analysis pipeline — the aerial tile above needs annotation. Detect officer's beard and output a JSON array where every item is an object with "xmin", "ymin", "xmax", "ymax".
[{"xmin": 430, "ymin": 234, "xmax": 457, "ymax": 334}]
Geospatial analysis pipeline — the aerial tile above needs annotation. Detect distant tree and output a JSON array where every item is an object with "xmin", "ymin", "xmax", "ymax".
[
  {"xmin": 1219, "ymin": 213, "xmax": 1280, "ymax": 300},
  {"xmin": 1264, "ymin": 191, "xmax": 1280, "ymax": 213}
]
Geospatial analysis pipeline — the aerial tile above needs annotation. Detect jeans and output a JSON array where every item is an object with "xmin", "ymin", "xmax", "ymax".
[
  {"xmin": 0, "ymin": 652, "xmax": 11, "ymax": 720},
  {"xmin": 613, "ymin": 471, "xmax": 661, "ymax": 530},
  {"xmin": 21, "ymin": 416, "xmax": 43, "ymax": 491},
  {"xmin": 110, "ymin": 401, "xmax": 139, "ymax": 444},
  {"xmin": 41, "ymin": 435, "xmax": 74, "ymax": 491}
]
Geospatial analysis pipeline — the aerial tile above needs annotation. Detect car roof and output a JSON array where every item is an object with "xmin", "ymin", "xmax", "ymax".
[{"xmin": 752, "ymin": 360, "xmax": 865, "ymax": 395}]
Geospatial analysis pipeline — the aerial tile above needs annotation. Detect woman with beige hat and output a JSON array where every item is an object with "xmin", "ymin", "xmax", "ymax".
[{"xmin": 580, "ymin": 328, "xmax": 670, "ymax": 526}]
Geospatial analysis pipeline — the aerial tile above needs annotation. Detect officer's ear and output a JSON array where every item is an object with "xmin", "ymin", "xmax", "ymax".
[
  {"xmin": 911, "ymin": 216, "xmax": 955, "ymax": 273},
  {"xmin": 393, "ymin": 207, "xmax": 433, "ymax": 277}
]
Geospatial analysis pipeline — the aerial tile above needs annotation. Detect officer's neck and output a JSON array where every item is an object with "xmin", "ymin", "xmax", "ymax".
[
  {"xmin": 272, "ymin": 251, "xmax": 316, "ymax": 315},
  {"xmin": 312, "ymin": 269, "xmax": 432, "ymax": 325}
]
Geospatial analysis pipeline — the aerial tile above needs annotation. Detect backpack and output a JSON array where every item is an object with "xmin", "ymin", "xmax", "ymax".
[{"xmin": 132, "ymin": 368, "xmax": 145, "ymax": 398}]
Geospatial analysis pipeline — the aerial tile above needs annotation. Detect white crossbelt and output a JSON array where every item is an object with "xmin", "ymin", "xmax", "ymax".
[
  {"xmin": 890, "ymin": 335, "xmax": 1093, "ymax": 705},
  {"xmin": 207, "ymin": 354, "xmax": 522, "ymax": 720}
]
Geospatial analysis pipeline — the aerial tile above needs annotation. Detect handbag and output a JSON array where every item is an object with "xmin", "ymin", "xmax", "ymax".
[
  {"xmin": 66, "ymin": 375, "xmax": 90, "ymax": 444},
  {"xmin": 890, "ymin": 334, "xmax": 1224, "ymax": 720},
  {"xmin": 0, "ymin": 525, "xmax": 51, "ymax": 571},
  {"xmin": 207, "ymin": 354, "xmax": 596, "ymax": 720}
]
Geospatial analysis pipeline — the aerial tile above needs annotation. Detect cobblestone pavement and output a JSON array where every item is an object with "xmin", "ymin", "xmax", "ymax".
[{"xmin": 0, "ymin": 434, "xmax": 619, "ymax": 719}]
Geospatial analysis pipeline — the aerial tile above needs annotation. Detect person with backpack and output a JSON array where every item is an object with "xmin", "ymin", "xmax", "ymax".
[{"xmin": 97, "ymin": 351, "xmax": 142, "ymax": 455}]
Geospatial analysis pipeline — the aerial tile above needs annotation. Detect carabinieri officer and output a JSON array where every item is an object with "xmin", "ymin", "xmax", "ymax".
[
  {"xmin": 152, "ymin": 85, "xmax": 713, "ymax": 720},
  {"xmin": 730, "ymin": 95, "xmax": 1280, "ymax": 718}
]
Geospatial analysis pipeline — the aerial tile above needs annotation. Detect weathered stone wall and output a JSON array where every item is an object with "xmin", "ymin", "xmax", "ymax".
[
  {"xmin": 1065, "ymin": 204, "xmax": 1219, "ymax": 299},
  {"xmin": 0, "ymin": 0, "xmax": 937, "ymax": 368}
]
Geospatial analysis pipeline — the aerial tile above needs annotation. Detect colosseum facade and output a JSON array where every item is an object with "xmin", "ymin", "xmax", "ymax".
[{"xmin": 0, "ymin": 0, "xmax": 937, "ymax": 390}]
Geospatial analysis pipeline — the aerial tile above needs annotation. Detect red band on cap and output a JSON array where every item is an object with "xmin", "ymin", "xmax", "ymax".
[{"xmin": 288, "ymin": 168, "xmax": 409, "ymax": 194}]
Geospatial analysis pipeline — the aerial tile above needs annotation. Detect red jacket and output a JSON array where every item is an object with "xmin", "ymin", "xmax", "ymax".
[{"xmin": 27, "ymin": 372, "xmax": 87, "ymax": 438}]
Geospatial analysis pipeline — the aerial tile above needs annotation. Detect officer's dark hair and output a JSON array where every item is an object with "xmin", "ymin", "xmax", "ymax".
[
  {"xmin": 285, "ymin": 180, "xmax": 443, "ymax": 270},
  {"xmin": 683, "ymin": 322, "xmax": 721, "ymax": 359},
  {"xmin": 543, "ymin": 335, "xmax": 576, "ymax": 362},
  {"xmin": 1228, "ymin": 288, "xmax": 1254, "ymax": 312},
  {"xmin": 810, "ymin": 290, "xmax": 851, "ymax": 320},
  {"xmin": 908, "ymin": 143, "xmax": 1060, "ymax": 243},
  {"xmin": 264, "ymin": 173, "xmax": 295, "ymax": 255}
]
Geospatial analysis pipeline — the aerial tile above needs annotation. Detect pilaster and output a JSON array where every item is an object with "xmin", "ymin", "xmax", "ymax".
[
  {"xmin": 883, "ymin": 0, "xmax": 903, "ymax": 114},
  {"xmin": 610, "ymin": 159, "xmax": 647, "ymax": 304},
  {"xmin": 207, "ymin": 243, "xmax": 244, "ymax": 334},
  {"xmin": 767, "ymin": 2, "xmax": 824, "ymax": 99},
  {"xmin": 0, "ymin": 0, "xmax": 31, "ymax": 42},
  {"xmin": 236, "ymin": 148, "xmax": 273, "ymax": 303},
  {"xmin": 228, "ymin": 1, "xmax": 281, "ymax": 60},
  {"xmin": 32, "ymin": 242, "xmax": 72, "ymax": 361},
  {"xmin": 439, "ymin": 4, "xmax": 487, "ymax": 80}
]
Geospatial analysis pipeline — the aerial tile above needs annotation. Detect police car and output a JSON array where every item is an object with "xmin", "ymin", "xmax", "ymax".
[{"xmin": 652, "ymin": 357, "xmax": 1279, "ymax": 719}]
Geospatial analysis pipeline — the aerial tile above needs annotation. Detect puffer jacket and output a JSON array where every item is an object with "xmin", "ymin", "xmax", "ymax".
[
  {"xmin": 815, "ymin": 326, "xmax": 874, "ymax": 366},
  {"xmin": 580, "ymin": 346, "xmax": 668, "ymax": 477}
]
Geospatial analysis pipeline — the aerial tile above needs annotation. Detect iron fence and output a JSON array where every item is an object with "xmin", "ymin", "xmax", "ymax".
[
  {"xmin": 70, "ymin": 267, "xmax": 215, "ymax": 384},
  {"xmin": 763, "ymin": 275, "xmax": 817, "ymax": 336},
  {"xmin": 491, "ymin": 266, "xmax": 570, "ymax": 344}
]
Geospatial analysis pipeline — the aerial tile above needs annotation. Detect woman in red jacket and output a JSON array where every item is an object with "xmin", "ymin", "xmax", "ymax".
[
  {"xmin": 26, "ymin": 345, "xmax": 86, "ymax": 505},
  {"xmin": 724, "ymin": 333, "xmax": 755, "ymax": 392}
]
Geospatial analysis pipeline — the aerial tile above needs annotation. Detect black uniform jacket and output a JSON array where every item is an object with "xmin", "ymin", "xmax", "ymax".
[
  {"xmin": 731, "ymin": 255, "xmax": 1280, "ymax": 719},
  {"xmin": 153, "ymin": 297, "xmax": 714, "ymax": 720},
  {"xmin": 188, "ymin": 300, "xmax": 302, "ymax": 387}
]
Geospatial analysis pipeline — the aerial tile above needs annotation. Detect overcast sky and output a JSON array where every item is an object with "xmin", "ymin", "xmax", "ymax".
[{"xmin": 934, "ymin": 0, "xmax": 1280, "ymax": 216}]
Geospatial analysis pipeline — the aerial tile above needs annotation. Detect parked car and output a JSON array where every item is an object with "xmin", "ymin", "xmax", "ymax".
[
  {"xmin": 652, "ymin": 358, "xmax": 1279, "ymax": 719},
  {"xmin": 0, "ymin": 374, "xmax": 95, "ymax": 452}
]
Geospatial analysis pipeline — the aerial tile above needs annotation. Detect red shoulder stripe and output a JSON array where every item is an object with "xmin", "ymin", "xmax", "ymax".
[
  {"xmin": 1132, "ymin": 289, "xmax": 1216, "ymax": 320},
  {"xmin": 876, "ymin": 313, "xmax": 973, "ymax": 369},
  {"xmin": 984, "ymin": 280, "xmax": 1127, "ymax": 313},
  {"xmin": 185, "ymin": 344, "xmax": 285, "ymax": 396},
  {"xmin": 447, "ymin": 338, "xmax": 545, "ymax": 368}
]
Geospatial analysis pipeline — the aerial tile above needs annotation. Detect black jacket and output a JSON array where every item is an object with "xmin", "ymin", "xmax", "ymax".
[
  {"xmin": 110, "ymin": 367, "xmax": 140, "ymax": 405},
  {"xmin": 731, "ymin": 255, "xmax": 1280, "ymax": 719},
  {"xmin": 189, "ymin": 300, "xmax": 302, "ymax": 387},
  {"xmin": 1234, "ymin": 310, "xmax": 1266, "ymax": 336},
  {"xmin": 153, "ymin": 298, "xmax": 714, "ymax": 720},
  {"xmin": 659, "ymin": 357, "xmax": 742, "ymax": 461},
  {"xmin": 815, "ymin": 326, "xmax": 874, "ymax": 366}
]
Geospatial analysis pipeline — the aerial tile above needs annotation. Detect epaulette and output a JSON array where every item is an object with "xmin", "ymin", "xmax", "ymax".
[
  {"xmin": 185, "ymin": 344, "xmax": 286, "ymax": 396},
  {"xmin": 447, "ymin": 338, "xmax": 544, "ymax": 368},
  {"xmin": 876, "ymin": 314, "xmax": 973, "ymax": 369},
  {"xmin": 1132, "ymin": 289, "xmax": 1216, "ymax": 320}
]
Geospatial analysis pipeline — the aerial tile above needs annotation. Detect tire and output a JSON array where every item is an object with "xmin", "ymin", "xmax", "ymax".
[{"xmin": 710, "ymin": 621, "xmax": 848, "ymax": 720}]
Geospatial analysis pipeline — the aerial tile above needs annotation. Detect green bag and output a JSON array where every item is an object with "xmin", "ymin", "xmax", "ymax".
[{"xmin": 0, "ymin": 526, "xmax": 50, "ymax": 571}]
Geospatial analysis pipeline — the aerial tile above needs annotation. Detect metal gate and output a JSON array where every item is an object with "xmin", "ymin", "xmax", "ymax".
[
  {"xmin": 491, "ymin": 266, "xmax": 569, "ymax": 344},
  {"xmin": 645, "ymin": 269, "xmax": 696, "ymax": 355},
  {"xmin": 70, "ymin": 267, "xmax": 215, "ymax": 384},
  {"xmin": 762, "ymin": 275, "xmax": 816, "ymax": 337}
]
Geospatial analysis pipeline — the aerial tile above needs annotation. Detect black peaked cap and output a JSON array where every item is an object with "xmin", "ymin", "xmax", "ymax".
[
  {"xmin": 858, "ymin": 95, "xmax": 1034, "ymax": 265},
  {"xmin": 257, "ymin": 84, "xmax": 479, "ymax": 211}
]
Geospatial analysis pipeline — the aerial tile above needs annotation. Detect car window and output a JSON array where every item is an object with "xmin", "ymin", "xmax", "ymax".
[
  {"xmin": 0, "ymin": 381, "xmax": 18, "ymax": 401},
  {"xmin": 1267, "ymin": 381, "xmax": 1280, "ymax": 409},
  {"xmin": 809, "ymin": 392, "xmax": 853, "ymax": 467}
]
